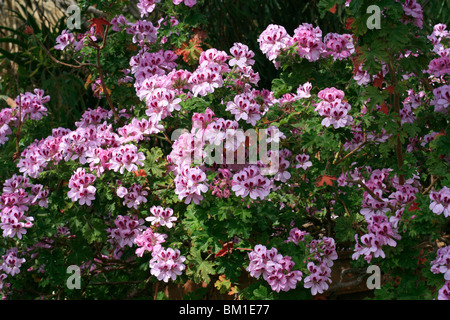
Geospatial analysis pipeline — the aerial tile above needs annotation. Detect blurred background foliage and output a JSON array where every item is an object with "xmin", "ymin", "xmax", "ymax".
[{"xmin": 0, "ymin": 0, "xmax": 449, "ymax": 177}]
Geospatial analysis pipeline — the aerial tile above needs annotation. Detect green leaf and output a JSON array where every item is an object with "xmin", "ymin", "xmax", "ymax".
[
  {"xmin": 144, "ymin": 147, "xmax": 166, "ymax": 177},
  {"xmin": 186, "ymin": 247, "xmax": 216, "ymax": 284}
]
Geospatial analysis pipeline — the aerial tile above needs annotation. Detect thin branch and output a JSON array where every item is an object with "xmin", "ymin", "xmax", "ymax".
[
  {"xmin": 387, "ymin": 55, "xmax": 405, "ymax": 185},
  {"xmin": 92, "ymin": 26, "xmax": 122, "ymax": 125},
  {"xmin": 31, "ymin": 32, "xmax": 95, "ymax": 69},
  {"xmin": 334, "ymin": 130, "xmax": 367, "ymax": 165},
  {"xmin": 422, "ymin": 175, "xmax": 440, "ymax": 195}
]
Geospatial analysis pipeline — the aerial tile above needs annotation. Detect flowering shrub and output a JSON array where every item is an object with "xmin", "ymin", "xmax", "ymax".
[{"xmin": 0, "ymin": 0, "xmax": 449, "ymax": 300}]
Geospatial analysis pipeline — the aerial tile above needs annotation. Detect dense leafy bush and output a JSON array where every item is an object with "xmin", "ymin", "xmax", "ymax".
[{"xmin": 0, "ymin": 0, "xmax": 449, "ymax": 300}]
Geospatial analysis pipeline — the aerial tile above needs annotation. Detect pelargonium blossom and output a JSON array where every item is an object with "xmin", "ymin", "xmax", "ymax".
[
  {"xmin": 146, "ymin": 206, "xmax": 177, "ymax": 228},
  {"xmin": 149, "ymin": 246, "xmax": 186, "ymax": 282}
]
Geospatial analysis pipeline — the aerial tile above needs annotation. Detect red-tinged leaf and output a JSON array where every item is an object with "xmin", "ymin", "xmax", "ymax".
[
  {"xmin": 385, "ymin": 86, "xmax": 395, "ymax": 94},
  {"xmin": 329, "ymin": 4, "xmax": 337, "ymax": 14},
  {"xmin": 379, "ymin": 104, "xmax": 389, "ymax": 115},
  {"xmin": 346, "ymin": 17, "xmax": 355, "ymax": 30},
  {"xmin": 373, "ymin": 73, "xmax": 384, "ymax": 89},
  {"xmin": 215, "ymin": 241, "xmax": 234, "ymax": 258},
  {"xmin": 315, "ymin": 175, "xmax": 336, "ymax": 187},
  {"xmin": 88, "ymin": 17, "xmax": 111, "ymax": 37},
  {"xmin": 174, "ymin": 37, "xmax": 203, "ymax": 65},
  {"xmin": 408, "ymin": 202, "xmax": 420, "ymax": 212}
]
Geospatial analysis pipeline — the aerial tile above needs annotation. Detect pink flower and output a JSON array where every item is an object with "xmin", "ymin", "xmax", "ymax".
[
  {"xmin": 437, "ymin": 281, "xmax": 450, "ymax": 300},
  {"xmin": 173, "ymin": 0, "xmax": 196, "ymax": 6},
  {"xmin": 430, "ymin": 85, "xmax": 450, "ymax": 114},
  {"xmin": 117, "ymin": 183, "xmax": 148, "ymax": 209},
  {"xmin": 258, "ymin": 24, "xmax": 291, "ymax": 64},
  {"xmin": 401, "ymin": 0, "xmax": 423, "ymax": 29},
  {"xmin": 146, "ymin": 206, "xmax": 177, "ymax": 228},
  {"xmin": 108, "ymin": 144, "xmax": 146, "ymax": 174},
  {"xmin": 137, "ymin": 0, "xmax": 161, "ymax": 17},
  {"xmin": 291, "ymin": 23, "xmax": 325, "ymax": 62},
  {"xmin": 431, "ymin": 246, "xmax": 450, "ymax": 281},
  {"xmin": 231, "ymin": 166, "xmax": 272, "ymax": 200},
  {"xmin": 54, "ymin": 30, "xmax": 75, "ymax": 50},
  {"xmin": 247, "ymin": 245, "xmax": 303, "ymax": 292},
  {"xmin": 108, "ymin": 215, "xmax": 146, "ymax": 248},
  {"xmin": 1, "ymin": 248, "xmax": 25, "ymax": 276},
  {"xmin": 134, "ymin": 228, "xmax": 167, "ymax": 257},
  {"xmin": 226, "ymin": 92, "xmax": 262, "ymax": 126},
  {"xmin": 149, "ymin": 247, "xmax": 186, "ymax": 282},
  {"xmin": 303, "ymin": 262, "xmax": 331, "ymax": 295},
  {"xmin": 189, "ymin": 63, "xmax": 224, "ymax": 97},
  {"xmin": 67, "ymin": 168, "xmax": 97, "ymax": 206},
  {"xmin": 229, "ymin": 42, "xmax": 255, "ymax": 68},
  {"xmin": 295, "ymin": 154, "xmax": 312, "ymax": 170},
  {"xmin": 286, "ymin": 227, "xmax": 309, "ymax": 245},
  {"xmin": 295, "ymin": 82, "xmax": 312, "ymax": 99},
  {"xmin": 429, "ymin": 187, "xmax": 450, "ymax": 217},
  {"xmin": 174, "ymin": 166, "xmax": 209, "ymax": 204}
]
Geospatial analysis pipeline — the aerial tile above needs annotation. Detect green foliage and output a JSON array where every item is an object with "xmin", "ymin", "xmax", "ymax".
[{"xmin": 0, "ymin": 0, "xmax": 449, "ymax": 302}]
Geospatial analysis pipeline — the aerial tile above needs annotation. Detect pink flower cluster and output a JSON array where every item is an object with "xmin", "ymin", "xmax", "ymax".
[
  {"xmin": 54, "ymin": 29, "xmax": 76, "ymax": 50},
  {"xmin": 258, "ymin": 23, "xmax": 354, "ymax": 67},
  {"xmin": 303, "ymin": 261, "xmax": 332, "ymax": 296},
  {"xmin": 258, "ymin": 24, "xmax": 291, "ymax": 66},
  {"xmin": 225, "ymin": 91, "xmax": 266, "ymax": 126},
  {"xmin": 107, "ymin": 214, "xmax": 145, "ymax": 248},
  {"xmin": 323, "ymin": 33, "xmax": 355, "ymax": 61},
  {"xmin": 15, "ymin": 89, "xmax": 50, "ymax": 122},
  {"xmin": 134, "ymin": 228, "xmax": 167, "ymax": 257},
  {"xmin": 247, "ymin": 245, "xmax": 303, "ymax": 293},
  {"xmin": 1, "ymin": 248, "xmax": 25, "ymax": 277},
  {"xmin": 117, "ymin": 183, "xmax": 148, "ymax": 209},
  {"xmin": 0, "ymin": 89, "xmax": 50, "ymax": 146},
  {"xmin": 131, "ymin": 50, "xmax": 180, "ymax": 120},
  {"xmin": 284, "ymin": 228, "xmax": 337, "ymax": 295},
  {"xmin": 188, "ymin": 49, "xmax": 229, "ymax": 97},
  {"xmin": 117, "ymin": 117, "xmax": 164, "ymax": 144},
  {"xmin": 109, "ymin": 144, "xmax": 146, "ymax": 174},
  {"xmin": 437, "ymin": 281, "xmax": 450, "ymax": 300},
  {"xmin": 126, "ymin": 20, "xmax": 158, "ymax": 45},
  {"xmin": 400, "ymin": 89, "xmax": 423, "ymax": 125},
  {"xmin": 173, "ymin": 0, "xmax": 197, "ymax": 7},
  {"xmin": 168, "ymin": 104, "xmax": 289, "ymax": 204},
  {"xmin": 67, "ymin": 168, "xmax": 97, "ymax": 206},
  {"xmin": 146, "ymin": 205, "xmax": 177, "ymax": 229},
  {"xmin": 149, "ymin": 246, "xmax": 186, "ymax": 283},
  {"xmin": 232, "ymin": 165, "xmax": 272, "ymax": 200},
  {"xmin": 431, "ymin": 245, "xmax": 450, "ymax": 300},
  {"xmin": 174, "ymin": 165, "xmax": 209, "ymax": 204},
  {"xmin": 429, "ymin": 186, "xmax": 450, "ymax": 218},
  {"xmin": 430, "ymin": 85, "xmax": 449, "ymax": 114},
  {"xmin": 428, "ymin": 24, "xmax": 450, "ymax": 56},
  {"xmin": 308, "ymin": 237, "xmax": 338, "ymax": 268},
  {"xmin": 431, "ymin": 245, "xmax": 450, "ymax": 280},
  {"xmin": 353, "ymin": 214, "xmax": 402, "ymax": 263},
  {"xmin": 401, "ymin": 0, "xmax": 423, "ymax": 29},
  {"xmin": 0, "ymin": 174, "xmax": 48, "ymax": 239},
  {"xmin": 295, "ymin": 153, "xmax": 312, "ymax": 170},
  {"xmin": 0, "ymin": 108, "xmax": 14, "ymax": 146},
  {"xmin": 426, "ymin": 24, "xmax": 450, "ymax": 78},
  {"xmin": 314, "ymin": 87, "xmax": 353, "ymax": 129},
  {"xmin": 286, "ymin": 227, "xmax": 309, "ymax": 245},
  {"xmin": 210, "ymin": 168, "xmax": 233, "ymax": 198},
  {"xmin": 136, "ymin": 0, "xmax": 161, "ymax": 17}
]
